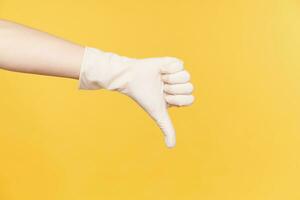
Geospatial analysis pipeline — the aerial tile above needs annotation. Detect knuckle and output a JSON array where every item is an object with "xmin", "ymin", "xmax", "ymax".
[
  {"xmin": 184, "ymin": 70, "xmax": 191, "ymax": 80},
  {"xmin": 187, "ymin": 83, "xmax": 194, "ymax": 92}
]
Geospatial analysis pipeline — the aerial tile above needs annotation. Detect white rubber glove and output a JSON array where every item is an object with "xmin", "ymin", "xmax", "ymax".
[{"xmin": 79, "ymin": 47, "xmax": 194, "ymax": 148}]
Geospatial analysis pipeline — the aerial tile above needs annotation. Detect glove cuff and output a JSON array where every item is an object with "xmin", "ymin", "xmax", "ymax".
[{"xmin": 78, "ymin": 47, "xmax": 91, "ymax": 89}]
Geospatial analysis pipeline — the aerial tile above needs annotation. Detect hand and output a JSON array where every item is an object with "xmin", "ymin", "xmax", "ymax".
[{"xmin": 79, "ymin": 48, "xmax": 194, "ymax": 148}]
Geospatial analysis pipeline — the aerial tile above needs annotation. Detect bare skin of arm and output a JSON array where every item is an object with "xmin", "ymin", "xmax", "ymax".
[{"xmin": 0, "ymin": 19, "xmax": 84, "ymax": 79}]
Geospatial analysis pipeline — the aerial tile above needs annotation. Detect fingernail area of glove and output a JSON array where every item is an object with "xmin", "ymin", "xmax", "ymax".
[{"xmin": 165, "ymin": 136, "xmax": 176, "ymax": 148}]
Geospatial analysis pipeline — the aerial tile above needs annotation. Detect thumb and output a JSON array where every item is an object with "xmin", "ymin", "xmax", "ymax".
[{"xmin": 153, "ymin": 109, "xmax": 176, "ymax": 148}]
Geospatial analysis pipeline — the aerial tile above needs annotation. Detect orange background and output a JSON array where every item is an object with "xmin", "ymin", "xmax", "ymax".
[{"xmin": 0, "ymin": 0, "xmax": 300, "ymax": 199}]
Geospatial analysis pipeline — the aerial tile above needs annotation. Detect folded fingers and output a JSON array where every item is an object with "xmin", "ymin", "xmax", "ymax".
[
  {"xmin": 162, "ymin": 70, "xmax": 190, "ymax": 84},
  {"xmin": 165, "ymin": 95, "xmax": 194, "ymax": 106},
  {"xmin": 161, "ymin": 60, "xmax": 195, "ymax": 106},
  {"xmin": 164, "ymin": 82, "xmax": 194, "ymax": 95}
]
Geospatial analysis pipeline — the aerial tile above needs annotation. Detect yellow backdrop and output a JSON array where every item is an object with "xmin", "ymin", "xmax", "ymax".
[{"xmin": 1, "ymin": 0, "xmax": 300, "ymax": 199}]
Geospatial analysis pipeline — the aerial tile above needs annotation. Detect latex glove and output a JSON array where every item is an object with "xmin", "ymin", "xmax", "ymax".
[{"xmin": 79, "ymin": 47, "xmax": 194, "ymax": 148}]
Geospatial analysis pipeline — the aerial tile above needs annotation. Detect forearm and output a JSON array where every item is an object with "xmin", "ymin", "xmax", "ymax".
[{"xmin": 0, "ymin": 19, "xmax": 84, "ymax": 79}]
